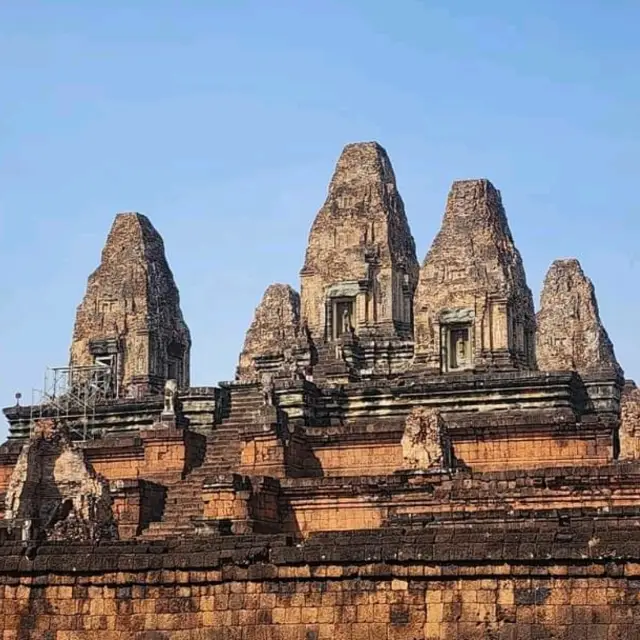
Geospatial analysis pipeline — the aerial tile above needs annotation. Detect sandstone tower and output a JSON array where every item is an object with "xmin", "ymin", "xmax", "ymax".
[
  {"xmin": 536, "ymin": 258, "xmax": 621, "ymax": 376},
  {"xmin": 69, "ymin": 213, "xmax": 191, "ymax": 398},
  {"xmin": 236, "ymin": 283, "xmax": 306, "ymax": 381},
  {"xmin": 300, "ymin": 142, "xmax": 419, "ymax": 344},
  {"xmin": 413, "ymin": 179, "xmax": 536, "ymax": 373}
]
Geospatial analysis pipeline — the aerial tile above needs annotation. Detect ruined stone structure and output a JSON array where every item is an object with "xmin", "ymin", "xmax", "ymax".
[
  {"xmin": 70, "ymin": 212, "xmax": 191, "ymax": 399},
  {"xmin": 414, "ymin": 179, "xmax": 536, "ymax": 373},
  {"xmin": 237, "ymin": 284, "xmax": 309, "ymax": 381},
  {"xmin": 0, "ymin": 141, "xmax": 638, "ymax": 638},
  {"xmin": 536, "ymin": 258, "xmax": 621, "ymax": 376},
  {"xmin": 4, "ymin": 418, "xmax": 116, "ymax": 543},
  {"xmin": 301, "ymin": 142, "xmax": 419, "ymax": 378},
  {"xmin": 400, "ymin": 407, "xmax": 452, "ymax": 471}
]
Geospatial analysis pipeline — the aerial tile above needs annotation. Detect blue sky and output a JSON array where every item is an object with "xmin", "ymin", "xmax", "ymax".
[{"xmin": 1, "ymin": 1, "xmax": 639, "ymax": 439}]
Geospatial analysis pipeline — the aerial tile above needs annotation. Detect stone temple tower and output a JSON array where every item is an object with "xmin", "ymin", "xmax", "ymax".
[
  {"xmin": 300, "ymin": 142, "xmax": 419, "ymax": 345},
  {"xmin": 536, "ymin": 258, "xmax": 621, "ymax": 377},
  {"xmin": 413, "ymin": 179, "xmax": 536, "ymax": 374},
  {"xmin": 69, "ymin": 212, "xmax": 191, "ymax": 398}
]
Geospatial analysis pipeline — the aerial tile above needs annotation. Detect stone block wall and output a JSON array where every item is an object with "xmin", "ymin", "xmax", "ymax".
[
  {"xmin": 2, "ymin": 530, "xmax": 640, "ymax": 639},
  {"xmin": 311, "ymin": 442, "xmax": 402, "ymax": 477},
  {"xmin": 110, "ymin": 479, "xmax": 166, "ymax": 540},
  {"xmin": 454, "ymin": 432, "xmax": 612, "ymax": 471},
  {"xmin": 83, "ymin": 426, "xmax": 205, "ymax": 484},
  {"xmin": 279, "ymin": 466, "xmax": 640, "ymax": 538}
]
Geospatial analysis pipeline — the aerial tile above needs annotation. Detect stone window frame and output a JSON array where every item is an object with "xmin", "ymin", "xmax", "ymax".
[
  {"xmin": 441, "ymin": 323, "xmax": 474, "ymax": 372},
  {"xmin": 325, "ymin": 282, "xmax": 360, "ymax": 341},
  {"xmin": 166, "ymin": 340, "xmax": 185, "ymax": 385},
  {"xmin": 331, "ymin": 297, "xmax": 355, "ymax": 340},
  {"xmin": 438, "ymin": 308, "xmax": 475, "ymax": 374}
]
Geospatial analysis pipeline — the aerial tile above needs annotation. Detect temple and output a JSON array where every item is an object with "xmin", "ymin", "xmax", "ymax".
[
  {"xmin": 69, "ymin": 212, "xmax": 191, "ymax": 398},
  {"xmin": 0, "ymin": 142, "xmax": 638, "ymax": 638}
]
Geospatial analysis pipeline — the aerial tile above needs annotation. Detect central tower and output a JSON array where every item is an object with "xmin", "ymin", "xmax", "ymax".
[{"xmin": 300, "ymin": 142, "xmax": 419, "ymax": 345}]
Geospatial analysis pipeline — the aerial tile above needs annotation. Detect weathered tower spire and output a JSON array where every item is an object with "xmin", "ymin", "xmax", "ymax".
[
  {"xmin": 69, "ymin": 212, "xmax": 191, "ymax": 398},
  {"xmin": 536, "ymin": 258, "xmax": 621, "ymax": 376},
  {"xmin": 300, "ymin": 141, "xmax": 419, "ymax": 343},
  {"xmin": 413, "ymin": 179, "xmax": 536, "ymax": 373},
  {"xmin": 236, "ymin": 283, "xmax": 305, "ymax": 381}
]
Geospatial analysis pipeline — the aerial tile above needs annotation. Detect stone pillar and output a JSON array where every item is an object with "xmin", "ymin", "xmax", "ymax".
[{"xmin": 355, "ymin": 285, "xmax": 368, "ymax": 332}]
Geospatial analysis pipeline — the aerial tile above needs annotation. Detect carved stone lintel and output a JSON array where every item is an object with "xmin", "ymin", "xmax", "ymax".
[{"xmin": 439, "ymin": 308, "xmax": 474, "ymax": 324}]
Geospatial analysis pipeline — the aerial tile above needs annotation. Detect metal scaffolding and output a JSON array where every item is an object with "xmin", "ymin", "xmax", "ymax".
[{"xmin": 29, "ymin": 364, "xmax": 116, "ymax": 440}]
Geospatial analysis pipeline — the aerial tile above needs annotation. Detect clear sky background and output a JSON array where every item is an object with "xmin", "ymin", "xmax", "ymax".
[{"xmin": 1, "ymin": 1, "xmax": 639, "ymax": 440}]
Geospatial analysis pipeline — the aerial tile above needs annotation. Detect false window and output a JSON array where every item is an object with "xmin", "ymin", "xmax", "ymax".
[
  {"xmin": 332, "ymin": 298, "xmax": 355, "ymax": 340},
  {"xmin": 444, "ymin": 325, "xmax": 472, "ymax": 371}
]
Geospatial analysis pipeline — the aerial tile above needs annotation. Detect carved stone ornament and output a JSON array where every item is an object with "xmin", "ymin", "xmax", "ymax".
[
  {"xmin": 401, "ymin": 407, "xmax": 450, "ymax": 470},
  {"xmin": 163, "ymin": 379, "xmax": 178, "ymax": 416}
]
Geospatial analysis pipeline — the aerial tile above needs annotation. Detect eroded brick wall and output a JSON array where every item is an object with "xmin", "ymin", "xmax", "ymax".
[
  {"xmin": 312, "ymin": 443, "xmax": 402, "ymax": 476},
  {"xmin": 2, "ymin": 534, "xmax": 640, "ymax": 639},
  {"xmin": 455, "ymin": 434, "xmax": 613, "ymax": 471}
]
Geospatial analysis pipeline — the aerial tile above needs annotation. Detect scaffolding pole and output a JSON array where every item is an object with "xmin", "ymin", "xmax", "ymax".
[{"xmin": 29, "ymin": 364, "xmax": 115, "ymax": 440}]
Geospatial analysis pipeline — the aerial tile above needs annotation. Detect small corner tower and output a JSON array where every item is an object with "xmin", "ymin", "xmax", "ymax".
[
  {"xmin": 536, "ymin": 258, "xmax": 621, "ymax": 377},
  {"xmin": 237, "ymin": 283, "xmax": 306, "ymax": 381},
  {"xmin": 69, "ymin": 212, "xmax": 191, "ymax": 398}
]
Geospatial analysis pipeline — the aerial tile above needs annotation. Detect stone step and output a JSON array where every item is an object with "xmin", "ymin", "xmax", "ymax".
[
  {"xmin": 162, "ymin": 497, "xmax": 203, "ymax": 505},
  {"xmin": 134, "ymin": 408, "xmax": 253, "ymax": 539},
  {"xmin": 225, "ymin": 413, "xmax": 259, "ymax": 418},
  {"xmin": 164, "ymin": 496, "xmax": 203, "ymax": 503},
  {"xmin": 221, "ymin": 411, "xmax": 259, "ymax": 417},
  {"xmin": 145, "ymin": 523, "xmax": 194, "ymax": 533},
  {"xmin": 222, "ymin": 410, "xmax": 258, "ymax": 415}
]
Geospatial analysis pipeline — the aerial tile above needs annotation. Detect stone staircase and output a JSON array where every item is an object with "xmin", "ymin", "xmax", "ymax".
[
  {"xmin": 312, "ymin": 340, "xmax": 358, "ymax": 383},
  {"xmin": 139, "ymin": 385, "xmax": 263, "ymax": 540}
]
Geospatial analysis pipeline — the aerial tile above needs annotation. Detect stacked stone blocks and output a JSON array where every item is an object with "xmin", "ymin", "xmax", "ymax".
[{"xmin": 0, "ymin": 140, "xmax": 637, "ymax": 638}]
